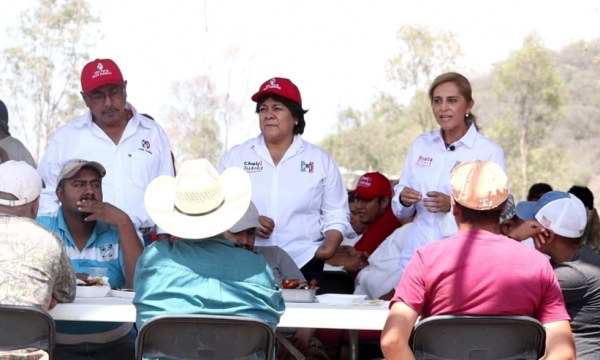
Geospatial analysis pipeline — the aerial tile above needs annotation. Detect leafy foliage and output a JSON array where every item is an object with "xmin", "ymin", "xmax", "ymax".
[{"xmin": 1, "ymin": 0, "xmax": 99, "ymax": 161}]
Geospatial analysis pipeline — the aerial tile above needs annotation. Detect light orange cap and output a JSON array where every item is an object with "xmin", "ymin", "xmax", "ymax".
[{"xmin": 451, "ymin": 160, "xmax": 508, "ymax": 210}]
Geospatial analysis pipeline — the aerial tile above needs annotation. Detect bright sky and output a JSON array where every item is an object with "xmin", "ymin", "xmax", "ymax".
[{"xmin": 1, "ymin": 0, "xmax": 599, "ymax": 149}]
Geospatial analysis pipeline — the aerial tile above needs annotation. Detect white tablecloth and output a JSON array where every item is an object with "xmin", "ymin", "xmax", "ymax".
[{"xmin": 49, "ymin": 297, "xmax": 389, "ymax": 330}]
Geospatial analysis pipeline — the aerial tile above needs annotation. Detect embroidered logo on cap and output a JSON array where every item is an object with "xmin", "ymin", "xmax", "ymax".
[
  {"xmin": 91, "ymin": 62, "xmax": 113, "ymax": 79},
  {"xmin": 357, "ymin": 175, "xmax": 372, "ymax": 188},
  {"xmin": 263, "ymin": 78, "xmax": 281, "ymax": 91}
]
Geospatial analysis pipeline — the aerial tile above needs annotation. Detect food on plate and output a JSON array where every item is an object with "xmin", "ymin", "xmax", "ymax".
[
  {"xmin": 76, "ymin": 273, "xmax": 107, "ymax": 286},
  {"xmin": 281, "ymin": 278, "xmax": 318, "ymax": 290},
  {"xmin": 281, "ymin": 279, "xmax": 300, "ymax": 289}
]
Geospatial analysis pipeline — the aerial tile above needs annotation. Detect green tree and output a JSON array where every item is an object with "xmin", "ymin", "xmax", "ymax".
[
  {"xmin": 492, "ymin": 33, "xmax": 567, "ymax": 200},
  {"xmin": 387, "ymin": 25, "xmax": 463, "ymax": 133},
  {"xmin": 1, "ymin": 0, "xmax": 99, "ymax": 161},
  {"xmin": 322, "ymin": 25, "xmax": 463, "ymax": 181},
  {"xmin": 162, "ymin": 76, "xmax": 223, "ymax": 165}
]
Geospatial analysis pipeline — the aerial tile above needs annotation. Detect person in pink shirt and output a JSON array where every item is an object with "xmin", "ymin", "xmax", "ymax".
[{"xmin": 381, "ymin": 160, "xmax": 575, "ymax": 360}]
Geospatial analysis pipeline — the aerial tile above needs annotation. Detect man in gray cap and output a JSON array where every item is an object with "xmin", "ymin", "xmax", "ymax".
[
  {"xmin": 37, "ymin": 159, "xmax": 143, "ymax": 360},
  {"xmin": 0, "ymin": 99, "xmax": 37, "ymax": 167}
]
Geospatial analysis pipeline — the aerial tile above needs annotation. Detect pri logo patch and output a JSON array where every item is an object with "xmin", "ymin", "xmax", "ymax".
[
  {"xmin": 244, "ymin": 161, "xmax": 264, "ymax": 173},
  {"xmin": 416, "ymin": 155, "xmax": 433, "ymax": 167},
  {"xmin": 138, "ymin": 139, "xmax": 153, "ymax": 154},
  {"xmin": 301, "ymin": 161, "xmax": 314, "ymax": 173}
]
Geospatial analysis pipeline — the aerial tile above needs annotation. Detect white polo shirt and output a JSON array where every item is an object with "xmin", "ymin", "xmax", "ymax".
[
  {"xmin": 354, "ymin": 224, "xmax": 412, "ymax": 299},
  {"xmin": 37, "ymin": 103, "xmax": 174, "ymax": 230},
  {"xmin": 218, "ymin": 134, "xmax": 350, "ymax": 268},
  {"xmin": 391, "ymin": 124, "xmax": 506, "ymax": 273}
]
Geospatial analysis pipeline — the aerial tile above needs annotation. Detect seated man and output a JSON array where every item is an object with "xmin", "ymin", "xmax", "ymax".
[
  {"xmin": 223, "ymin": 201, "xmax": 324, "ymax": 357},
  {"xmin": 381, "ymin": 160, "xmax": 575, "ymax": 360},
  {"xmin": 340, "ymin": 192, "xmax": 368, "ymax": 247},
  {"xmin": 327, "ymin": 172, "xmax": 402, "ymax": 274},
  {"xmin": 134, "ymin": 159, "xmax": 284, "ymax": 332},
  {"xmin": 37, "ymin": 159, "xmax": 143, "ymax": 359},
  {"xmin": 0, "ymin": 161, "xmax": 76, "ymax": 359},
  {"xmin": 514, "ymin": 191, "xmax": 600, "ymax": 360},
  {"xmin": 354, "ymin": 221, "xmax": 412, "ymax": 300}
]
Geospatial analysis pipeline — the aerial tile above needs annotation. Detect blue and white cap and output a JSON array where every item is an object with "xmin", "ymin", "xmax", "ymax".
[{"xmin": 515, "ymin": 191, "xmax": 587, "ymax": 239}]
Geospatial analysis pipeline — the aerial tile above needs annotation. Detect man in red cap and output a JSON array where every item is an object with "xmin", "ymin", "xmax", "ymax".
[
  {"xmin": 327, "ymin": 172, "xmax": 402, "ymax": 274},
  {"xmin": 37, "ymin": 58, "xmax": 174, "ymax": 248}
]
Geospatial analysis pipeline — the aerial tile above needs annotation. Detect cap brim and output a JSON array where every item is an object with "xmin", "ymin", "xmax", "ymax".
[
  {"xmin": 144, "ymin": 167, "xmax": 252, "ymax": 240},
  {"xmin": 515, "ymin": 201, "xmax": 537, "ymax": 220}
]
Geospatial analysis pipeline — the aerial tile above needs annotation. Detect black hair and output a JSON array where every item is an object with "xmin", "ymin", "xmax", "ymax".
[
  {"xmin": 568, "ymin": 185, "xmax": 594, "ymax": 209},
  {"xmin": 255, "ymin": 94, "xmax": 308, "ymax": 135},
  {"xmin": 527, "ymin": 183, "xmax": 553, "ymax": 201},
  {"xmin": 456, "ymin": 201, "xmax": 505, "ymax": 225}
]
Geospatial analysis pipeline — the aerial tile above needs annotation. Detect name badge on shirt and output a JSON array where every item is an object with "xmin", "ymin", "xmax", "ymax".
[
  {"xmin": 243, "ymin": 160, "xmax": 264, "ymax": 173},
  {"xmin": 416, "ymin": 156, "xmax": 433, "ymax": 167}
]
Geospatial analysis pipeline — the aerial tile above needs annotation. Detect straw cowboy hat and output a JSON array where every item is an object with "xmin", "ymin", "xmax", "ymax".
[{"xmin": 144, "ymin": 158, "xmax": 252, "ymax": 239}]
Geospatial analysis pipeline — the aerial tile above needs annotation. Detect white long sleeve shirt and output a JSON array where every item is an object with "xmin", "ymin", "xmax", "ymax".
[
  {"xmin": 392, "ymin": 124, "xmax": 506, "ymax": 273},
  {"xmin": 37, "ymin": 103, "xmax": 174, "ymax": 230},
  {"xmin": 218, "ymin": 134, "xmax": 350, "ymax": 268}
]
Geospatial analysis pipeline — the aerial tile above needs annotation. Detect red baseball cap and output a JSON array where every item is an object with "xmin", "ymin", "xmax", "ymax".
[
  {"xmin": 351, "ymin": 172, "xmax": 392, "ymax": 199},
  {"xmin": 251, "ymin": 77, "xmax": 302, "ymax": 105},
  {"xmin": 80, "ymin": 59, "xmax": 124, "ymax": 93}
]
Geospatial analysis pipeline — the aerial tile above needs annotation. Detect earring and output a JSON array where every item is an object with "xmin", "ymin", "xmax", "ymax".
[
  {"xmin": 295, "ymin": 122, "xmax": 298, "ymax": 125},
  {"xmin": 466, "ymin": 113, "xmax": 470, "ymax": 118}
]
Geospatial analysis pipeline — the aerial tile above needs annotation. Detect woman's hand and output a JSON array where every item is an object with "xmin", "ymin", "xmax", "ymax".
[
  {"xmin": 422, "ymin": 191, "xmax": 451, "ymax": 213},
  {"xmin": 400, "ymin": 187, "xmax": 422, "ymax": 207},
  {"xmin": 256, "ymin": 216, "xmax": 275, "ymax": 238}
]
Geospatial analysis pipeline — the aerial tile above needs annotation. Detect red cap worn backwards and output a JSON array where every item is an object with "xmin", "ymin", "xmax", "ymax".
[
  {"xmin": 351, "ymin": 172, "xmax": 392, "ymax": 199},
  {"xmin": 251, "ymin": 77, "xmax": 302, "ymax": 105},
  {"xmin": 80, "ymin": 59, "xmax": 124, "ymax": 93}
]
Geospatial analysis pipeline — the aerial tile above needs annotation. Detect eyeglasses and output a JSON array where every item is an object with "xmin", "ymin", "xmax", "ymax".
[{"xmin": 84, "ymin": 86, "xmax": 125, "ymax": 104}]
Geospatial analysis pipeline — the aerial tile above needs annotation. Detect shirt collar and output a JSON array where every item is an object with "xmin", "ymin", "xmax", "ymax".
[
  {"xmin": 57, "ymin": 207, "xmax": 110, "ymax": 246},
  {"xmin": 435, "ymin": 122, "xmax": 478, "ymax": 149},
  {"xmin": 75, "ymin": 103, "xmax": 148, "ymax": 129}
]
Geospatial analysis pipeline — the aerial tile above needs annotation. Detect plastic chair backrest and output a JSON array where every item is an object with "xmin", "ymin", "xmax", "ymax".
[
  {"xmin": 0, "ymin": 305, "xmax": 55, "ymax": 359},
  {"xmin": 136, "ymin": 314, "xmax": 276, "ymax": 360},
  {"xmin": 409, "ymin": 315, "xmax": 546, "ymax": 360}
]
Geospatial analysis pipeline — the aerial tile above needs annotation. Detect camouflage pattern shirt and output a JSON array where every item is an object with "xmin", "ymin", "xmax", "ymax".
[
  {"xmin": 0, "ymin": 215, "xmax": 76, "ymax": 308},
  {"xmin": 0, "ymin": 215, "xmax": 76, "ymax": 360}
]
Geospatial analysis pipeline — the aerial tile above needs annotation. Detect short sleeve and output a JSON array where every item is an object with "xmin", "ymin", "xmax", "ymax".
[
  {"xmin": 534, "ymin": 262, "xmax": 571, "ymax": 324},
  {"xmin": 390, "ymin": 250, "xmax": 426, "ymax": 314}
]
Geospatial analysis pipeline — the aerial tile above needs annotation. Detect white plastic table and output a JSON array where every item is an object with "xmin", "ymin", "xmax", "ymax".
[{"xmin": 49, "ymin": 297, "xmax": 389, "ymax": 359}]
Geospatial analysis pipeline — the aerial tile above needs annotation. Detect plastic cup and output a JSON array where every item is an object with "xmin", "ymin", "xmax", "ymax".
[{"xmin": 88, "ymin": 267, "xmax": 108, "ymax": 279}]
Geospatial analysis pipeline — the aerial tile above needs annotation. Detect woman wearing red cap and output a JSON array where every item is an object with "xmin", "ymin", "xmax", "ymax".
[
  {"xmin": 392, "ymin": 72, "xmax": 507, "ymax": 275},
  {"xmin": 218, "ymin": 77, "xmax": 350, "ymax": 291}
]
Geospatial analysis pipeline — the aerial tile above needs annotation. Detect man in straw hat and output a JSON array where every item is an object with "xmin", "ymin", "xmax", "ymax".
[
  {"xmin": 134, "ymin": 158, "xmax": 285, "ymax": 332},
  {"xmin": 381, "ymin": 160, "xmax": 575, "ymax": 360}
]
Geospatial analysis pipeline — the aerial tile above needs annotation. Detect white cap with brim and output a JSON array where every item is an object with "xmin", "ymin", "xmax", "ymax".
[
  {"xmin": 515, "ymin": 191, "xmax": 587, "ymax": 239},
  {"xmin": 144, "ymin": 158, "xmax": 252, "ymax": 240},
  {"xmin": 229, "ymin": 201, "xmax": 262, "ymax": 233},
  {"xmin": 0, "ymin": 161, "xmax": 43, "ymax": 207}
]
